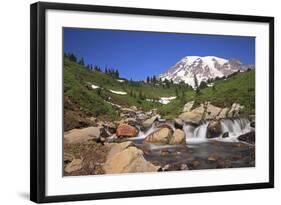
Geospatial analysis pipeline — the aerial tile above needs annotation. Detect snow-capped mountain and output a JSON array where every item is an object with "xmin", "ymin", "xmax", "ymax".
[{"xmin": 159, "ymin": 56, "xmax": 254, "ymax": 88}]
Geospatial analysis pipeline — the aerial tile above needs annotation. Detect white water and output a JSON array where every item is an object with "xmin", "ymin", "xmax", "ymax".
[
  {"xmin": 183, "ymin": 118, "xmax": 253, "ymax": 143},
  {"xmin": 131, "ymin": 124, "xmax": 157, "ymax": 140}
]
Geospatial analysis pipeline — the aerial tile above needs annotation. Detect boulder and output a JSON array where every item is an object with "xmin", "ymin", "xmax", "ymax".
[
  {"xmin": 64, "ymin": 127, "xmax": 101, "ymax": 144},
  {"xmin": 174, "ymin": 118, "xmax": 183, "ymax": 129},
  {"xmin": 116, "ymin": 124, "xmax": 138, "ymax": 138},
  {"xmin": 130, "ymin": 106, "xmax": 138, "ymax": 111},
  {"xmin": 106, "ymin": 141, "xmax": 133, "ymax": 160},
  {"xmin": 222, "ymin": 132, "xmax": 229, "ymax": 138},
  {"xmin": 65, "ymin": 159, "xmax": 83, "ymax": 173},
  {"xmin": 103, "ymin": 146, "xmax": 160, "ymax": 174},
  {"xmin": 217, "ymin": 107, "xmax": 230, "ymax": 119},
  {"xmin": 169, "ymin": 129, "xmax": 186, "ymax": 145},
  {"xmin": 204, "ymin": 102, "xmax": 222, "ymax": 120},
  {"xmin": 142, "ymin": 114, "xmax": 160, "ymax": 130},
  {"xmin": 143, "ymin": 128, "xmax": 173, "ymax": 144},
  {"xmin": 238, "ymin": 131, "xmax": 255, "ymax": 144},
  {"xmin": 182, "ymin": 101, "xmax": 194, "ymax": 112},
  {"xmin": 64, "ymin": 152, "xmax": 74, "ymax": 163},
  {"xmin": 179, "ymin": 111, "xmax": 203, "ymax": 125},
  {"xmin": 207, "ymin": 120, "xmax": 222, "ymax": 138},
  {"xmin": 227, "ymin": 103, "xmax": 244, "ymax": 117}
]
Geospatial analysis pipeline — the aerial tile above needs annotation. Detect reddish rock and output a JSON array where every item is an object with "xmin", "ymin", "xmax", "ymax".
[{"xmin": 116, "ymin": 124, "xmax": 138, "ymax": 138}]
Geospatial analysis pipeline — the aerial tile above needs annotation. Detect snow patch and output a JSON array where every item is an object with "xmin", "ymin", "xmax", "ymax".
[
  {"xmin": 159, "ymin": 96, "xmax": 176, "ymax": 105},
  {"xmin": 109, "ymin": 89, "xmax": 127, "ymax": 95},
  {"xmin": 91, "ymin": 84, "xmax": 100, "ymax": 89},
  {"xmin": 117, "ymin": 79, "xmax": 125, "ymax": 82}
]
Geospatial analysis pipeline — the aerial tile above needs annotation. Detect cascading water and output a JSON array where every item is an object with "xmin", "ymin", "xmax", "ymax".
[
  {"xmin": 220, "ymin": 118, "xmax": 253, "ymax": 139},
  {"xmin": 183, "ymin": 118, "xmax": 254, "ymax": 143}
]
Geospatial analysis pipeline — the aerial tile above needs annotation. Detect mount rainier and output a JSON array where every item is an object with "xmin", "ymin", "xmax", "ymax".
[{"xmin": 159, "ymin": 56, "xmax": 254, "ymax": 88}]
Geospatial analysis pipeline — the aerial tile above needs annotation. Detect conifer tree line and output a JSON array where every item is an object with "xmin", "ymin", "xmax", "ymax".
[{"xmin": 64, "ymin": 52, "xmax": 119, "ymax": 78}]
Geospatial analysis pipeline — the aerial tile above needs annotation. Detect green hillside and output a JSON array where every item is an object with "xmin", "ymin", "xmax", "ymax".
[{"xmin": 64, "ymin": 57, "xmax": 255, "ymax": 128}]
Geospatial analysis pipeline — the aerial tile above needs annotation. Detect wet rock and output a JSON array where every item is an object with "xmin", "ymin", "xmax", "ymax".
[
  {"xmin": 103, "ymin": 146, "xmax": 160, "ymax": 174},
  {"xmin": 174, "ymin": 118, "xmax": 183, "ymax": 129},
  {"xmin": 191, "ymin": 160, "xmax": 200, "ymax": 168},
  {"xmin": 169, "ymin": 129, "xmax": 186, "ymax": 145},
  {"xmin": 207, "ymin": 120, "xmax": 222, "ymax": 138},
  {"xmin": 116, "ymin": 124, "xmax": 138, "ymax": 138},
  {"xmin": 142, "ymin": 115, "xmax": 161, "ymax": 130},
  {"xmin": 143, "ymin": 127, "xmax": 173, "ymax": 144},
  {"xmin": 217, "ymin": 159, "xmax": 232, "ymax": 168},
  {"xmin": 103, "ymin": 122, "xmax": 117, "ymax": 134},
  {"xmin": 65, "ymin": 159, "xmax": 83, "ymax": 173},
  {"xmin": 222, "ymin": 132, "xmax": 229, "ymax": 138},
  {"xmin": 64, "ymin": 127, "xmax": 101, "ymax": 144},
  {"xmin": 207, "ymin": 154, "xmax": 221, "ymax": 162},
  {"xmin": 182, "ymin": 101, "xmax": 194, "ymax": 112},
  {"xmin": 160, "ymin": 148, "xmax": 171, "ymax": 157},
  {"xmin": 159, "ymin": 163, "xmax": 189, "ymax": 171},
  {"xmin": 180, "ymin": 164, "xmax": 189, "ymax": 170},
  {"xmin": 250, "ymin": 122, "xmax": 255, "ymax": 128},
  {"xmin": 238, "ymin": 131, "xmax": 255, "ymax": 144}
]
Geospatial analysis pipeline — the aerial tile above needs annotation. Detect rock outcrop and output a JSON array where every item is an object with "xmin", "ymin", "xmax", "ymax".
[
  {"xmin": 116, "ymin": 124, "xmax": 138, "ymax": 138},
  {"xmin": 64, "ymin": 127, "xmax": 101, "ymax": 144},
  {"xmin": 169, "ymin": 129, "xmax": 186, "ymax": 145},
  {"xmin": 143, "ymin": 127, "xmax": 173, "ymax": 144},
  {"xmin": 103, "ymin": 143, "xmax": 160, "ymax": 174}
]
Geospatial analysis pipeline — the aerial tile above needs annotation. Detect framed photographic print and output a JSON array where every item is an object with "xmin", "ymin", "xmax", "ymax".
[{"xmin": 30, "ymin": 2, "xmax": 274, "ymax": 203}]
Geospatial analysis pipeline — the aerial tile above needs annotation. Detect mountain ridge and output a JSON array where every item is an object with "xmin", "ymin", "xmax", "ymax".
[{"xmin": 159, "ymin": 56, "xmax": 254, "ymax": 88}]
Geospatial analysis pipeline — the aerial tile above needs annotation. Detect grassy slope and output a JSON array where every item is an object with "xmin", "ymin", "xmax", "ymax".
[
  {"xmin": 159, "ymin": 70, "xmax": 255, "ymax": 118},
  {"xmin": 64, "ymin": 57, "xmax": 255, "ymax": 121}
]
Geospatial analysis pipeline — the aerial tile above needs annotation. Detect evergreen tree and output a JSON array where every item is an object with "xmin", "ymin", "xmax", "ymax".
[
  {"xmin": 69, "ymin": 53, "xmax": 77, "ymax": 62},
  {"xmin": 146, "ymin": 76, "xmax": 150, "ymax": 83},
  {"xmin": 78, "ymin": 57, "xmax": 85, "ymax": 66}
]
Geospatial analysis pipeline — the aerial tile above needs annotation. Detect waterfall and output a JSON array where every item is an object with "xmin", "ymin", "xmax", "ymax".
[
  {"xmin": 220, "ymin": 118, "xmax": 252, "ymax": 139},
  {"xmin": 183, "ymin": 118, "xmax": 253, "ymax": 143},
  {"xmin": 132, "ymin": 123, "xmax": 157, "ymax": 139}
]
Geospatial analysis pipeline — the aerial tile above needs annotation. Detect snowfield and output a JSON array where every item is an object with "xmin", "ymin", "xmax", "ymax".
[
  {"xmin": 116, "ymin": 79, "xmax": 125, "ymax": 82},
  {"xmin": 109, "ymin": 89, "xmax": 127, "ymax": 95}
]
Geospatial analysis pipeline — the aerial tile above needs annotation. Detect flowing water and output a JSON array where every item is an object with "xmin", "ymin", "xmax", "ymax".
[{"xmin": 129, "ymin": 118, "xmax": 255, "ymax": 170}]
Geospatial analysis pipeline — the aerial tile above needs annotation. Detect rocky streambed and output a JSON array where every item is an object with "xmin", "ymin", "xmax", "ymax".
[{"xmin": 64, "ymin": 101, "xmax": 255, "ymax": 176}]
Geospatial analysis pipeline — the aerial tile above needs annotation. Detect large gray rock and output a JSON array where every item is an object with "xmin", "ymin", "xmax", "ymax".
[
  {"xmin": 169, "ymin": 129, "xmax": 186, "ymax": 145},
  {"xmin": 182, "ymin": 101, "xmax": 194, "ymax": 112},
  {"xmin": 204, "ymin": 102, "xmax": 222, "ymax": 120},
  {"xmin": 143, "ymin": 127, "xmax": 173, "ymax": 144},
  {"xmin": 142, "ymin": 114, "xmax": 160, "ymax": 130},
  {"xmin": 218, "ymin": 107, "xmax": 230, "ymax": 119},
  {"xmin": 207, "ymin": 120, "xmax": 222, "ymax": 138},
  {"xmin": 64, "ymin": 127, "xmax": 101, "ymax": 144},
  {"xmin": 179, "ymin": 104, "xmax": 205, "ymax": 124},
  {"xmin": 103, "ymin": 146, "xmax": 160, "ymax": 174},
  {"xmin": 227, "ymin": 103, "xmax": 244, "ymax": 117},
  {"xmin": 174, "ymin": 118, "xmax": 184, "ymax": 129},
  {"xmin": 65, "ymin": 159, "xmax": 83, "ymax": 173}
]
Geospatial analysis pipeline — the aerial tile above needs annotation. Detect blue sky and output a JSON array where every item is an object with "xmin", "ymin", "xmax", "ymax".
[{"xmin": 64, "ymin": 28, "xmax": 255, "ymax": 81}]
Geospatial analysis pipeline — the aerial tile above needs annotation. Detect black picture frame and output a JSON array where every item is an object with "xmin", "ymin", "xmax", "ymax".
[{"xmin": 30, "ymin": 2, "xmax": 274, "ymax": 203}]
